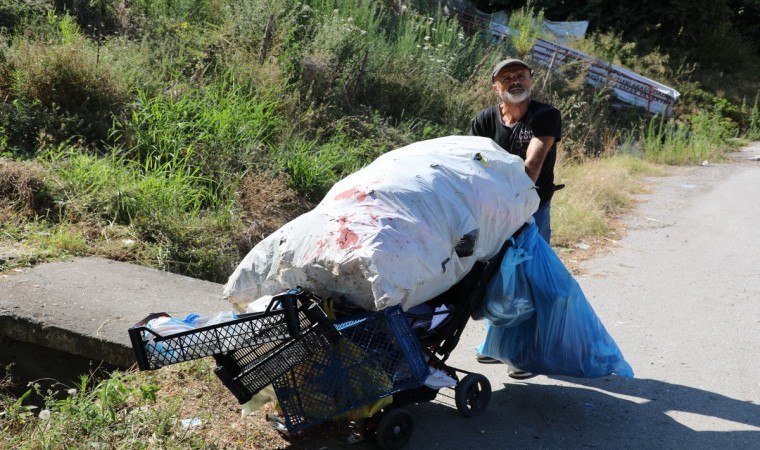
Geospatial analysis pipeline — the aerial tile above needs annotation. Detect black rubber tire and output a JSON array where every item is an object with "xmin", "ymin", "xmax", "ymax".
[
  {"xmin": 375, "ymin": 408, "xmax": 414, "ymax": 450},
  {"xmin": 454, "ymin": 373, "xmax": 492, "ymax": 417}
]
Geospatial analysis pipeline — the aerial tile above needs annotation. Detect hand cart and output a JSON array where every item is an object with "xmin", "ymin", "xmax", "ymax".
[{"xmin": 129, "ymin": 225, "xmax": 528, "ymax": 450}]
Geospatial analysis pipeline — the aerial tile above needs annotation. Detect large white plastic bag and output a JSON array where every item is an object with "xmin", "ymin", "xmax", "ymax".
[
  {"xmin": 476, "ymin": 223, "xmax": 634, "ymax": 378},
  {"xmin": 223, "ymin": 135, "xmax": 540, "ymax": 312}
]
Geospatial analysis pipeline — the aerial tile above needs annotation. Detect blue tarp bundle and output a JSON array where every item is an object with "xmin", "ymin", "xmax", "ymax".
[{"xmin": 476, "ymin": 223, "xmax": 634, "ymax": 378}]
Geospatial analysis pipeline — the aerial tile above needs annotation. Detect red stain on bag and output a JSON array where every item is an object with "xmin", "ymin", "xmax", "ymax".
[
  {"xmin": 334, "ymin": 188, "xmax": 367, "ymax": 202},
  {"xmin": 337, "ymin": 216, "xmax": 359, "ymax": 249}
]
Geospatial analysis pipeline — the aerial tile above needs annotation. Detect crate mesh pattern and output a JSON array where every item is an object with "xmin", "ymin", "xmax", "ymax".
[
  {"xmin": 129, "ymin": 296, "xmax": 325, "ymax": 371},
  {"xmin": 214, "ymin": 318, "xmax": 340, "ymax": 403},
  {"xmin": 272, "ymin": 306, "xmax": 428, "ymax": 433}
]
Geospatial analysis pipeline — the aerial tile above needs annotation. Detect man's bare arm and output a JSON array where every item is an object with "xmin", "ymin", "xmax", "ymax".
[{"xmin": 524, "ymin": 136, "xmax": 555, "ymax": 182}]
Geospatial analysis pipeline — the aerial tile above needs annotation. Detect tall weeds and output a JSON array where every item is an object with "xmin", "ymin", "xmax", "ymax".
[
  {"xmin": 748, "ymin": 90, "xmax": 760, "ymax": 140},
  {"xmin": 634, "ymin": 111, "xmax": 730, "ymax": 164},
  {"xmin": 112, "ymin": 77, "xmax": 281, "ymax": 186},
  {"xmin": 507, "ymin": 6, "xmax": 546, "ymax": 58}
]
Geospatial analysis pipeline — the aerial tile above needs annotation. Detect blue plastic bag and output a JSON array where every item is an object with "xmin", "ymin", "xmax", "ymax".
[
  {"xmin": 475, "ymin": 243, "xmax": 535, "ymax": 327},
  {"xmin": 477, "ymin": 223, "xmax": 634, "ymax": 378}
]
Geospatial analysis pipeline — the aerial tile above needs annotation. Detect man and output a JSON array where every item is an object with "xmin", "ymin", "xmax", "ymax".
[
  {"xmin": 470, "ymin": 58, "xmax": 562, "ymax": 244},
  {"xmin": 470, "ymin": 58, "xmax": 562, "ymax": 378}
]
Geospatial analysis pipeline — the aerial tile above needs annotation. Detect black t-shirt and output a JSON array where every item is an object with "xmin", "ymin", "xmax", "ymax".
[{"xmin": 469, "ymin": 100, "xmax": 562, "ymax": 204}]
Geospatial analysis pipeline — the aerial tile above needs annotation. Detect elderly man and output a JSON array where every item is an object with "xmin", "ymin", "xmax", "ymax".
[
  {"xmin": 470, "ymin": 58, "xmax": 562, "ymax": 244},
  {"xmin": 470, "ymin": 58, "xmax": 563, "ymax": 377}
]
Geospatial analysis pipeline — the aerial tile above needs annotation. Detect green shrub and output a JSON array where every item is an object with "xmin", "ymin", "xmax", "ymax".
[
  {"xmin": 0, "ymin": 0, "xmax": 49, "ymax": 33},
  {"xmin": 51, "ymin": 0, "xmax": 125, "ymax": 37},
  {"xmin": 112, "ymin": 77, "xmax": 281, "ymax": 190},
  {"xmin": 748, "ymin": 90, "xmax": 760, "ymax": 140},
  {"xmin": 636, "ymin": 111, "xmax": 731, "ymax": 165},
  {"xmin": 131, "ymin": 0, "xmax": 226, "ymax": 25},
  {"xmin": 3, "ymin": 13, "xmax": 128, "ymax": 149},
  {"xmin": 47, "ymin": 145, "xmax": 219, "ymax": 223},
  {"xmin": 42, "ymin": 144, "xmax": 243, "ymax": 280},
  {"xmin": 544, "ymin": 75, "xmax": 623, "ymax": 158},
  {"xmin": 363, "ymin": 7, "xmax": 489, "ymax": 128},
  {"xmin": 278, "ymin": 2, "xmax": 489, "ymax": 132},
  {"xmin": 570, "ymin": 31, "xmax": 674, "ymax": 83},
  {"xmin": 276, "ymin": 129, "xmax": 380, "ymax": 202},
  {"xmin": 507, "ymin": 6, "xmax": 547, "ymax": 58},
  {"xmin": 0, "ymin": 98, "xmax": 58, "ymax": 157}
]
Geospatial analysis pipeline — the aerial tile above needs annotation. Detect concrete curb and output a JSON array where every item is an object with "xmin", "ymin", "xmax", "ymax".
[{"xmin": 0, "ymin": 257, "xmax": 228, "ymax": 368}]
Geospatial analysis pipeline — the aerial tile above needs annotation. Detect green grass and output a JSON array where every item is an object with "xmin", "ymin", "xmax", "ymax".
[
  {"xmin": 0, "ymin": 359, "xmax": 294, "ymax": 449},
  {"xmin": 635, "ymin": 112, "xmax": 734, "ymax": 165},
  {"xmin": 0, "ymin": 365, "xmax": 211, "ymax": 449}
]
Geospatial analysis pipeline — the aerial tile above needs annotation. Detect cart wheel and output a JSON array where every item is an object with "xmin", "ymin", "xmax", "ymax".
[
  {"xmin": 455, "ymin": 373, "xmax": 492, "ymax": 417},
  {"xmin": 375, "ymin": 408, "xmax": 414, "ymax": 450}
]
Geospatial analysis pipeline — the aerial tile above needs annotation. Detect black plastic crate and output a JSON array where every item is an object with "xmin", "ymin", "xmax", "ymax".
[
  {"xmin": 272, "ymin": 305, "xmax": 428, "ymax": 433},
  {"xmin": 214, "ymin": 312, "xmax": 341, "ymax": 403},
  {"xmin": 128, "ymin": 289, "xmax": 326, "ymax": 371}
]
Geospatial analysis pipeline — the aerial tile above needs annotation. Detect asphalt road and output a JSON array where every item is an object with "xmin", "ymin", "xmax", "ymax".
[{"xmin": 306, "ymin": 143, "xmax": 760, "ymax": 450}]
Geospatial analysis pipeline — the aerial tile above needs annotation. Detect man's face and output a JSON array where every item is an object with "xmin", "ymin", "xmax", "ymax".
[{"xmin": 493, "ymin": 66, "xmax": 532, "ymax": 104}]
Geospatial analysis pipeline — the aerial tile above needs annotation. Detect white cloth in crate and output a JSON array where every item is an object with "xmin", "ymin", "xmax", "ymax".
[{"xmin": 223, "ymin": 135, "xmax": 540, "ymax": 312}]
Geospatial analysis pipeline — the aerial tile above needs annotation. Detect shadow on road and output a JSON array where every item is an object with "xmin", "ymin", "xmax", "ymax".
[
  {"xmin": 535, "ymin": 375, "xmax": 760, "ymax": 446},
  {"xmin": 442, "ymin": 375, "xmax": 760, "ymax": 449},
  {"xmin": 284, "ymin": 375, "xmax": 759, "ymax": 449}
]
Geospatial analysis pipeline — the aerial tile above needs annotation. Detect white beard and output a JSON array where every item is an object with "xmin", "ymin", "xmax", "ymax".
[{"xmin": 500, "ymin": 88, "xmax": 531, "ymax": 104}]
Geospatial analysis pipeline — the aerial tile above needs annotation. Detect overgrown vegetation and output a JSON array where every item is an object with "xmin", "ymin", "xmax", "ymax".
[
  {"xmin": 1, "ymin": 0, "xmax": 759, "ymax": 446},
  {"xmin": 0, "ymin": 360, "xmax": 289, "ymax": 449},
  {"xmin": 1, "ymin": 0, "xmax": 757, "ymax": 277}
]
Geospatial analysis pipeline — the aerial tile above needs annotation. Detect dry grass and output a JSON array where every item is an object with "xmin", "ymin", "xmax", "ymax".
[
  {"xmin": 140, "ymin": 361, "xmax": 289, "ymax": 449},
  {"xmin": 125, "ymin": 360, "xmax": 357, "ymax": 449},
  {"xmin": 233, "ymin": 172, "xmax": 316, "ymax": 257},
  {"xmin": 552, "ymin": 154, "xmax": 666, "ymax": 271},
  {"xmin": 237, "ymin": 173, "xmax": 314, "ymax": 239},
  {"xmin": 0, "ymin": 159, "xmax": 55, "ymax": 218}
]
